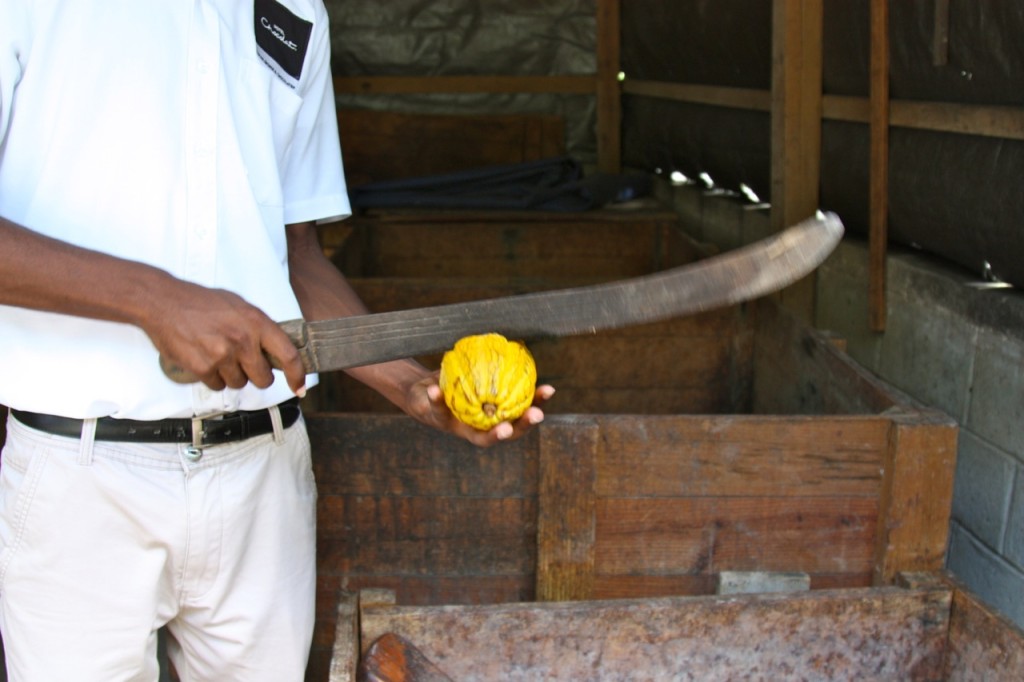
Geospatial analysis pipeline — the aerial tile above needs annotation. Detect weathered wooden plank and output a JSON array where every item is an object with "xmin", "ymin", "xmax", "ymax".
[
  {"xmin": 595, "ymin": 415, "xmax": 887, "ymax": 498},
  {"xmin": 327, "ymin": 382, "xmax": 741, "ymax": 418},
  {"xmin": 308, "ymin": 415, "xmax": 537, "ymax": 497},
  {"xmin": 945, "ymin": 578, "xmax": 1024, "ymax": 680},
  {"xmin": 595, "ymin": 0, "xmax": 621, "ymax": 173},
  {"xmin": 318, "ymin": 534, "xmax": 535, "ymax": 578},
  {"xmin": 752, "ymin": 299, "xmax": 907, "ymax": 415},
  {"xmin": 770, "ymin": 0, "xmax": 823, "ymax": 322},
  {"xmin": 869, "ymin": 0, "xmax": 890, "ymax": 332},
  {"xmin": 594, "ymin": 496, "xmax": 877, "ymax": 576},
  {"xmin": 333, "ymin": 74, "xmax": 595, "ymax": 96},
  {"xmin": 590, "ymin": 574, "xmax": 716, "ymax": 599},
  {"xmin": 327, "ymin": 593, "xmax": 359, "ymax": 682},
  {"xmin": 351, "ymin": 205, "xmax": 681, "ymax": 225},
  {"xmin": 536, "ymin": 420, "xmax": 598, "ymax": 601},
  {"xmin": 341, "ymin": 221, "xmax": 671, "ymax": 280},
  {"xmin": 623, "ymin": 80, "xmax": 770, "ymax": 111},
  {"xmin": 874, "ymin": 409, "xmax": 959, "ymax": 583},
  {"xmin": 335, "ymin": 109, "xmax": 565, "ymax": 186},
  {"xmin": 359, "ymin": 585, "xmax": 951, "ymax": 680},
  {"xmin": 317, "ymin": 496, "xmax": 535, "ymax": 544}
]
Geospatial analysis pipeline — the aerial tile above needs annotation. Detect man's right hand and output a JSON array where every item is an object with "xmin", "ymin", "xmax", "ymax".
[{"xmin": 143, "ymin": 283, "xmax": 308, "ymax": 395}]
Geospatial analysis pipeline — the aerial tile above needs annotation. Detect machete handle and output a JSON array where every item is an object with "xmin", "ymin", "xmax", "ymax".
[{"xmin": 159, "ymin": 319, "xmax": 310, "ymax": 384}]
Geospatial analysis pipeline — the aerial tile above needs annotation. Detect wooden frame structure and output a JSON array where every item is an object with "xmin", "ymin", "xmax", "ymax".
[{"xmin": 333, "ymin": 0, "xmax": 1024, "ymax": 331}]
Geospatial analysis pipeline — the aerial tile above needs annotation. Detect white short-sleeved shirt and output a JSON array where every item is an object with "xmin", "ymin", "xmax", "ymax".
[{"xmin": 0, "ymin": 0, "xmax": 350, "ymax": 419}]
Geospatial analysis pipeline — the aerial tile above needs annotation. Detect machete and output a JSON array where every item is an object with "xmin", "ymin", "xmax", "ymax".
[{"xmin": 161, "ymin": 212, "xmax": 843, "ymax": 383}]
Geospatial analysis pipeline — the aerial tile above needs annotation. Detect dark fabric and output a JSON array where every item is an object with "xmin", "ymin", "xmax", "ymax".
[
  {"xmin": 10, "ymin": 398, "xmax": 301, "ymax": 445},
  {"xmin": 350, "ymin": 156, "xmax": 653, "ymax": 212}
]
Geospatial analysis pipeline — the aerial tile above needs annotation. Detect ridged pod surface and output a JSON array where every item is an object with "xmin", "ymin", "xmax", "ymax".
[{"xmin": 439, "ymin": 333, "xmax": 537, "ymax": 430}]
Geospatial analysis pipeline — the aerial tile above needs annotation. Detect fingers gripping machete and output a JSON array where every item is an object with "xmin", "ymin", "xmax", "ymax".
[{"xmin": 161, "ymin": 212, "xmax": 844, "ymax": 383}]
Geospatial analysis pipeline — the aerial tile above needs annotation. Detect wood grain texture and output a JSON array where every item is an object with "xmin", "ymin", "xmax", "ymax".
[
  {"xmin": 358, "ymin": 585, "xmax": 951, "ymax": 681},
  {"xmin": 536, "ymin": 421, "xmax": 598, "ymax": 601},
  {"xmin": 945, "ymin": 577, "xmax": 1024, "ymax": 680},
  {"xmin": 874, "ymin": 410, "xmax": 959, "ymax": 583}
]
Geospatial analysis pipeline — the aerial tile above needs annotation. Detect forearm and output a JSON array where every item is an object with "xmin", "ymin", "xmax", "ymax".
[
  {"xmin": 2, "ymin": 216, "xmax": 306, "ymax": 392},
  {"xmin": 0, "ymin": 216, "xmax": 177, "ymax": 329},
  {"xmin": 286, "ymin": 222, "xmax": 431, "ymax": 408}
]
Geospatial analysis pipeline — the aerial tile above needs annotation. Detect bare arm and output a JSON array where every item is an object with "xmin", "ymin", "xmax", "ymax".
[
  {"xmin": 286, "ymin": 221, "xmax": 551, "ymax": 446},
  {"xmin": 0, "ymin": 216, "xmax": 306, "ymax": 393}
]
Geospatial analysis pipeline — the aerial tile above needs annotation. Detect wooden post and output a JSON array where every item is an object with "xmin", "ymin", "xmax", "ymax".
[
  {"xmin": 873, "ymin": 410, "xmax": 958, "ymax": 585},
  {"xmin": 869, "ymin": 0, "xmax": 890, "ymax": 332},
  {"xmin": 536, "ymin": 421, "xmax": 598, "ymax": 601},
  {"xmin": 328, "ymin": 592, "xmax": 359, "ymax": 682},
  {"xmin": 595, "ymin": 0, "xmax": 622, "ymax": 174},
  {"xmin": 770, "ymin": 0, "xmax": 823, "ymax": 323},
  {"xmin": 932, "ymin": 0, "xmax": 951, "ymax": 67}
]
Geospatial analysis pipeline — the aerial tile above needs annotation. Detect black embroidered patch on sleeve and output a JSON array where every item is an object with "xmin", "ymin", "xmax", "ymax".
[{"xmin": 254, "ymin": 0, "xmax": 313, "ymax": 86}]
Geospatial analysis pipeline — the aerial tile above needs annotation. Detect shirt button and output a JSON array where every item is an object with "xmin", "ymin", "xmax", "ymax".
[{"xmin": 197, "ymin": 60, "xmax": 210, "ymax": 74}]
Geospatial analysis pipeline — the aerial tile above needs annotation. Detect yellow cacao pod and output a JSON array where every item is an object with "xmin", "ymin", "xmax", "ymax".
[{"xmin": 439, "ymin": 333, "xmax": 537, "ymax": 430}]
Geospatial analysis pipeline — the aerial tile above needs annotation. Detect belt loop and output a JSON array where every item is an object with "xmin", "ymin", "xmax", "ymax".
[
  {"xmin": 77, "ymin": 418, "xmax": 98, "ymax": 466},
  {"xmin": 269, "ymin": 404, "xmax": 285, "ymax": 445}
]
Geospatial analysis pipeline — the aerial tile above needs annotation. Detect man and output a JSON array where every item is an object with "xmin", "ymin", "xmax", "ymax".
[{"xmin": 0, "ymin": 1, "xmax": 550, "ymax": 679}]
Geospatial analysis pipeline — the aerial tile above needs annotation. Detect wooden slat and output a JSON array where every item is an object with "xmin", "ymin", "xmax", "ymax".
[
  {"xmin": 869, "ymin": 0, "xmax": 890, "ymax": 332},
  {"xmin": 594, "ymin": 496, "xmax": 878, "ymax": 576},
  {"xmin": 595, "ymin": 0, "xmax": 622, "ymax": 173},
  {"xmin": 890, "ymin": 100, "xmax": 1024, "ymax": 140},
  {"xmin": 333, "ymin": 74, "xmax": 596, "ymax": 96},
  {"xmin": 623, "ymin": 80, "xmax": 770, "ymax": 111},
  {"xmin": 335, "ymin": 109, "xmax": 565, "ymax": 186},
  {"xmin": 629, "ymin": 86, "xmax": 1024, "ymax": 141},
  {"xmin": 536, "ymin": 421, "xmax": 598, "ymax": 601},
  {"xmin": 309, "ymin": 415, "xmax": 537, "ymax": 497},
  {"xmin": 945, "ymin": 578, "xmax": 1024, "ymax": 679},
  {"xmin": 933, "ymin": 0, "xmax": 951, "ymax": 67},
  {"xmin": 873, "ymin": 409, "xmax": 959, "ymax": 584},
  {"xmin": 595, "ymin": 415, "xmax": 886, "ymax": 498},
  {"xmin": 341, "ymin": 220, "xmax": 667, "ymax": 280},
  {"xmin": 358, "ymin": 585, "xmax": 951, "ymax": 681},
  {"xmin": 327, "ymin": 593, "xmax": 359, "ymax": 682}
]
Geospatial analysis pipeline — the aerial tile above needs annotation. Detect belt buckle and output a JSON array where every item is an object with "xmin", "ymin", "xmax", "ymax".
[{"xmin": 186, "ymin": 410, "xmax": 227, "ymax": 460}]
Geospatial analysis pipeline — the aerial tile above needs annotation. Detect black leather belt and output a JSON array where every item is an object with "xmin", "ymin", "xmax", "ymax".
[{"xmin": 10, "ymin": 398, "xmax": 301, "ymax": 446}]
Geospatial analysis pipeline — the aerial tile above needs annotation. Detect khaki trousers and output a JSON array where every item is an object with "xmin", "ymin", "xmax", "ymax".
[{"xmin": 0, "ymin": 410, "xmax": 317, "ymax": 681}]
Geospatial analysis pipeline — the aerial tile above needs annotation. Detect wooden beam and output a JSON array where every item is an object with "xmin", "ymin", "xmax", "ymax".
[
  {"xmin": 624, "ymin": 86, "xmax": 1024, "ymax": 142},
  {"xmin": 869, "ymin": 0, "xmax": 890, "ymax": 332},
  {"xmin": 595, "ymin": 0, "xmax": 622, "ymax": 173},
  {"xmin": 770, "ymin": 0, "xmax": 823, "ymax": 323},
  {"xmin": 536, "ymin": 421, "xmax": 598, "ymax": 602},
  {"xmin": 933, "ymin": 0, "xmax": 951, "ymax": 67},
  {"xmin": 333, "ymin": 74, "xmax": 596, "ymax": 96},
  {"xmin": 873, "ymin": 410, "xmax": 958, "ymax": 585},
  {"xmin": 623, "ymin": 81, "xmax": 771, "ymax": 111}
]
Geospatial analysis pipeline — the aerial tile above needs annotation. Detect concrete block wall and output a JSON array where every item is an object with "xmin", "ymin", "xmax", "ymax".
[{"xmin": 664, "ymin": 181, "xmax": 1024, "ymax": 629}]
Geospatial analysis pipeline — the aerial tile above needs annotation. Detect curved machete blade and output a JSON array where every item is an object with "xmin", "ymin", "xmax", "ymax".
[{"xmin": 162, "ymin": 212, "xmax": 843, "ymax": 382}]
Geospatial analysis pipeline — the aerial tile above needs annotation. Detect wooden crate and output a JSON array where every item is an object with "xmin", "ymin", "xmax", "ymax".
[
  {"xmin": 326, "ymin": 573, "xmax": 1024, "ymax": 681},
  {"xmin": 302, "ymin": 206, "xmax": 958, "ymax": 680},
  {"xmin": 312, "ymin": 205, "xmax": 716, "ymax": 416}
]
